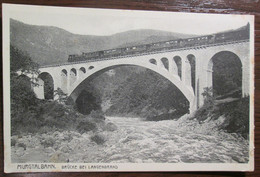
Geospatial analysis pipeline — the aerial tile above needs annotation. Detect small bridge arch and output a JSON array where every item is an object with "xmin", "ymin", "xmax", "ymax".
[{"xmin": 34, "ymin": 72, "xmax": 54, "ymax": 99}]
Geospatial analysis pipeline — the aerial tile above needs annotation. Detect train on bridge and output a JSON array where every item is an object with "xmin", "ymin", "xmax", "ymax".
[{"xmin": 68, "ymin": 24, "xmax": 249, "ymax": 62}]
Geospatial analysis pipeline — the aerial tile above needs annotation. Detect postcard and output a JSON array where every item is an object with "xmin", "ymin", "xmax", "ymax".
[{"xmin": 3, "ymin": 3, "xmax": 254, "ymax": 172}]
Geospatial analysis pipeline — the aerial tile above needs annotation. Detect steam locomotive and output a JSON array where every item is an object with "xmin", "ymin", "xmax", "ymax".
[{"xmin": 68, "ymin": 24, "xmax": 249, "ymax": 62}]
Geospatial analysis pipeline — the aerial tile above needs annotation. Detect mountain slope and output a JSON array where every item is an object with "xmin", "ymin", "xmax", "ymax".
[{"xmin": 10, "ymin": 19, "xmax": 195, "ymax": 65}]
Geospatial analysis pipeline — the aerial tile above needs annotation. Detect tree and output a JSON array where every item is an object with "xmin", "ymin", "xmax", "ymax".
[
  {"xmin": 106, "ymin": 68, "xmax": 189, "ymax": 117},
  {"xmin": 54, "ymin": 88, "xmax": 68, "ymax": 103},
  {"xmin": 76, "ymin": 90, "xmax": 102, "ymax": 115},
  {"xmin": 10, "ymin": 45, "xmax": 40, "ymax": 134},
  {"xmin": 10, "ymin": 45, "xmax": 39, "ymax": 80},
  {"xmin": 54, "ymin": 87, "xmax": 74, "ymax": 106},
  {"xmin": 10, "ymin": 45, "xmax": 39, "ymax": 104},
  {"xmin": 202, "ymin": 87, "xmax": 215, "ymax": 105}
]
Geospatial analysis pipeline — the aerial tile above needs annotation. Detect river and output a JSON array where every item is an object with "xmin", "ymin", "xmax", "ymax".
[{"xmin": 11, "ymin": 115, "xmax": 249, "ymax": 163}]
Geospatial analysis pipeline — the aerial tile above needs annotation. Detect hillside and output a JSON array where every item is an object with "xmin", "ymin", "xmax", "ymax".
[{"xmin": 10, "ymin": 19, "xmax": 195, "ymax": 65}]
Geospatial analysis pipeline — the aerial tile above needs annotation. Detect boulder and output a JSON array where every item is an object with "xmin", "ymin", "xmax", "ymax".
[
  {"xmin": 16, "ymin": 147, "xmax": 25, "ymax": 157},
  {"xmin": 105, "ymin": 122, "xmax": 118, "ymax": 132}
]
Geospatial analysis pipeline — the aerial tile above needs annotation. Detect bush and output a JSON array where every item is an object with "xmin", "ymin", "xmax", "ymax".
[
  {"xmin": 76, "ymin": 120, "xmax": 97, "ymax": 134},
  {"xmin": 11, "ymin": 138, "xmax": 17, "ymax": 147},
  {"xmin": 17, "ymin": 142, "xmax": 26, "ymax": 150},
  {"xmin": 33, "ymin": 101, "xmax": 70, "ymax": 130},
  {"xmin": 193, "ymin": 87, "xmax": 215, "ymax": 122},
  {"xmin": 218, "ymin": 97, "xmax": 249, "ymax": 138},
  {"xmin": 193, "ymin": 103, "xmax": 214, "ymax": 122},
  {"xmin": 192, "ymin": 94, "xmax": 249, "ymax": 138},
  {"xmin": 90, "ymin": 134, "xmax": 105, "ymax": 145},
  {"xmin": 90, "ymin": 110, "xmax": 105, "ymax": 120}
]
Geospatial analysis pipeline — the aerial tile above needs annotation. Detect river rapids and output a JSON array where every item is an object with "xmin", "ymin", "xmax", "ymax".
[{"xmin": 11, "ymin": 115, "xmax": 249, "ymax": 163}]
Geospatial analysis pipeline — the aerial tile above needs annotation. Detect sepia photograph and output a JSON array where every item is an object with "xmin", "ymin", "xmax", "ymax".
[{"xmin": 3, "ymin": 3, "xmax": 254, "ymax": 172}]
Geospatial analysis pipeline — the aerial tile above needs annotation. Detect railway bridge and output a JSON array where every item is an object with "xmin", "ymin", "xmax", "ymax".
[{"xmin": 32, "ymin": 27, "xmax": 250, "ymax": 113}]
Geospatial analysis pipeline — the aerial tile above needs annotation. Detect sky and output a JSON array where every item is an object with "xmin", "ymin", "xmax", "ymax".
[{"xmin": 5, "ymin": 3, "xmax": 253, "ymax": 36}]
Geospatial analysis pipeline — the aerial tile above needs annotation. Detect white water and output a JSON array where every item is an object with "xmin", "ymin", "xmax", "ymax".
[
  {"xmin": 99, "ymin": 116, "xmax": 249, "ymax": 163},
  {"xmin": 11, "ymin": 116, "xmax": 249, "ymax": 163}
]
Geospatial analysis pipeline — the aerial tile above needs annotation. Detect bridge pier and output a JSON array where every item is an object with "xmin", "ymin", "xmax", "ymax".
[
  {"xmin": 189, "ymin": 103, "xmax": 196, "ymax": 115},
  {"xmin": 181, "ymin": 58, "xmax": 192, "ymax": 87},
  {"xmin": 67, "ymin": 72, "xmax": 71, "ymax": 94},
  {"xmin": 169, "ymin": 58, "xmax": 178, "ymax": 76}
]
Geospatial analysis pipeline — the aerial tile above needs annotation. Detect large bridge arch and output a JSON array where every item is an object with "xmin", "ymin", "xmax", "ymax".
[{"xmin": 68, "ymin": 60, "xmax": 195, "ymax": 112}]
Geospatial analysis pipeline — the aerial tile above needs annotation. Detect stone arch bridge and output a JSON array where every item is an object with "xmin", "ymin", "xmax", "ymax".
[{"xmin": 32, "ymin": 28, "xmax": 250, "ymax": 113}]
